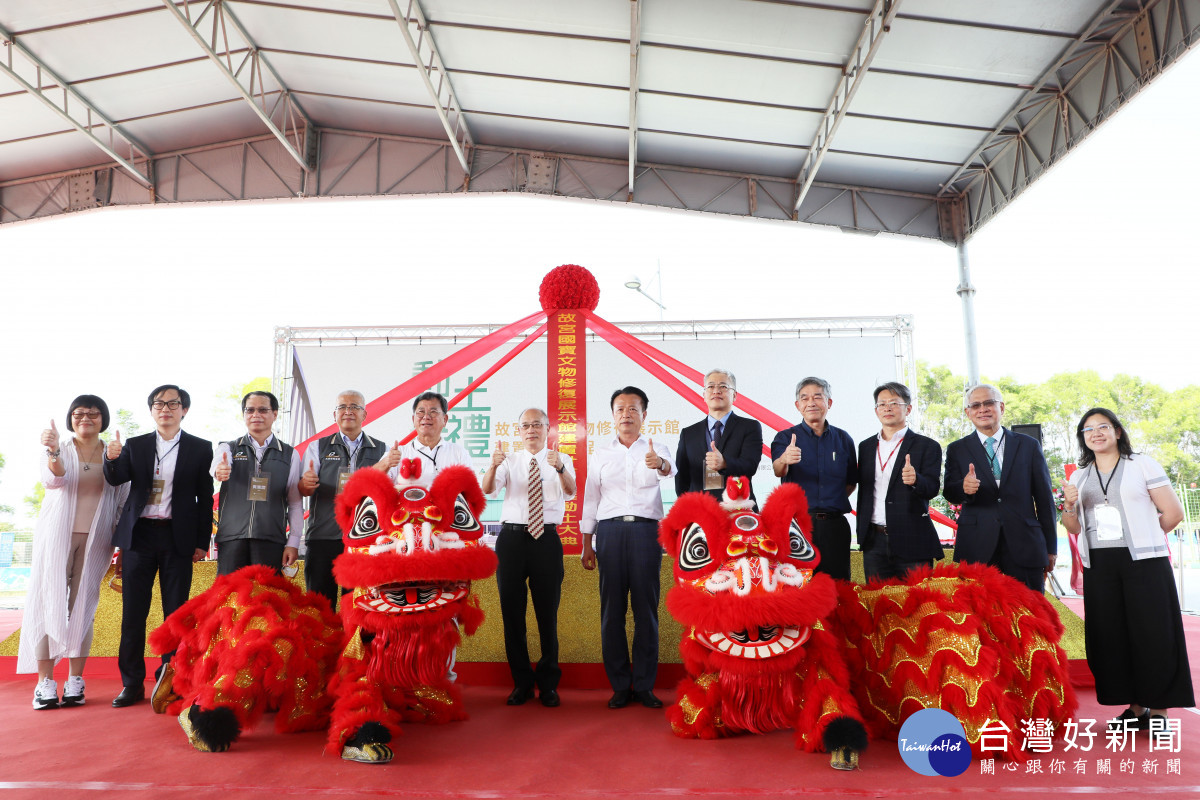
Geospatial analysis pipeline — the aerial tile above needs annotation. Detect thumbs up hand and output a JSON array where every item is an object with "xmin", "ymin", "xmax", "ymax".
[
  {"xmin": 645, "ymin": 438, "xmax": 663, "ymax": 471},
  {"xmin": 963, "ymin": 462, "xmax": 980, "ymax": 495},
  {"xmin": 300, "ymin": 461, "xmax": 320, "ymax": 494},
  {"xmin": 215, "ymin": 450, "xmax": 232, "ymax": 482},
  {"xmin": 705, "ymin": 439, "xmax": 726, "ymax": 471},
  {"xmin": 546, "ymin": 449, "xmax": 561, "ymax": 472},
  {"xmin": 1062, "ymin": 482, "xmax": 1078, "ymax": 507},
  {"xmin": 779, "ymin": 433, "xmax": 802, "ymax": 466},
  {"xmin": 41, "ymin": 418, "xmax": 60, "ymax": 450},
  {"xmin": 106, "ymin": 430, "xmax": 123, "ymax": 461},
  {"xmin": 901, "ymin": 453, "xmax": 916, "ymax": 485},
  {"xmin": 490, "ymin": 441, "xmax": 506, "ymax": 468}
]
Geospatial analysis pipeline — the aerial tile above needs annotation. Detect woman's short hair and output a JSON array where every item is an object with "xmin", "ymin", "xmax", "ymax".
[
  {"xmin": 67, "ymin": 394, "xmax": 111, "ymax": 432},
  {"xmin": 1075, "ymin": 407, "xmax": 1134, "ymax": 466}
]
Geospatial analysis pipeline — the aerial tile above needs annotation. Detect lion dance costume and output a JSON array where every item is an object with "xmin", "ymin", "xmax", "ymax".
[
  {"xmin": 150, "ymin": 462, "xmax": 496, "ymax": 764},
  {"xmin": 660, "ymin": 477, "xmax": 1076, "ymax": 768}
]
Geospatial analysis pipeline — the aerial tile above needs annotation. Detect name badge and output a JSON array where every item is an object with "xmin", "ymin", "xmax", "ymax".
[
  {"xmin": 148, "ymin": 479, "xmax": 165, "ymax": 505},
  {"xmin": 1094, "ymin": 504, "xmax": 1123, "ymax": 541},
  {"xmin": 248, "ymin": 474, "xmax": 271, "ymax": 502},
  {"xmin": 337, "ymin": 468, "xmax": 352, "ymax": 494},
  {"xmin": 704, "ymin": 467, "xmax": 723, "ymax": 491}
]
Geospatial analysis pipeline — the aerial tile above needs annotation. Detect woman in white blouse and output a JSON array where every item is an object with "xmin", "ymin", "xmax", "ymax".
[
  {"xmin": 18, "ymin": 395, "xmax": 128, "ymax": 709},
  {"xmin": 1062, "ymin": 407, "xmax": 1193, "ymax": 732}
]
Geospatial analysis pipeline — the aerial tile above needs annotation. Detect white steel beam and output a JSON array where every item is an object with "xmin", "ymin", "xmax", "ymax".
[
  {"xmin": 161, "ymin": 0, "xmax": 315, "ymax": 175},
  {"xmin": 627, "ymin": 0, "xmax": 642, "ymax": 200},
  {"xmin": 0, "ymin": 23, "xmax": 153, "ymax": 189},
  {"xmin": 386, "ymin": 0, "xmax": 474, "ymax": 173},
  {"xmin": 793, "ymin": 0, "xmax": 902, "ymax": 212}
]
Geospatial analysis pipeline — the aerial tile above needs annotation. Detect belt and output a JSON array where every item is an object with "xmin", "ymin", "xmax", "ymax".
[
  {"xmin": 603, "ymin": 515, "xmax": 658, "ymax": 525},
  {"xmin": 810, "ymin": 511, "xmax": 842, "ymax": 520},
  {"xmin": 137, "ymin": 518, "xmax": 173, "ymax": 527},
  {"xmin": 501, "ymin": 522, "xmax": 557, "ymax": 532},
  {"xmin": 869, "ymin": 523, "xmax": 888, "ymax": 535}
]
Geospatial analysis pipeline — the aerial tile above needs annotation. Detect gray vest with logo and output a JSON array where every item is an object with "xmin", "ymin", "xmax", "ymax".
[
  {"xmin": 217, "ymin": 435, "xmax": 295, "ymax": 544},
  {"xmin": 306, "ymin": 432, "xmax": 387, "ymax": 541}
]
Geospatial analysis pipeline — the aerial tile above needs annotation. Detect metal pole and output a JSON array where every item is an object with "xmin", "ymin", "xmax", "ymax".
[{"xmin": 956, "ymin": 240, "xmax": 980, "ymax": 385}]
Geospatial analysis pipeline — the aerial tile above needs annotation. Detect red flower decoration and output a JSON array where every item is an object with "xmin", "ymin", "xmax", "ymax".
[{"xmin": 539, "ymin": 264, "xmax": 600, "ymax": 312}]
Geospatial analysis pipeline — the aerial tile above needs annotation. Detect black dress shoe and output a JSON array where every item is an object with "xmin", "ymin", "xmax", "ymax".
[
  {"xmin": 634, "ymin": 690, "xmax": 663, "ymax": 709},
  {"xmin": 607, "ymin": 690, "xmax": 631, "ymax": 709},
  {"xmin": 506, "ymin": 687, "xmax": 535, "ymax": 706},
  {"xmin": 539, "ymin": 689, "xmax": 560, "ymax": 707},
  {"xmin": 112, "ymin": 685, "xmax": 145, "ymax": 708}
]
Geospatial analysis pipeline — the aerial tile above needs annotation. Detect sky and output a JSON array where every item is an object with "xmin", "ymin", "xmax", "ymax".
[{"xmin": 1, "ymin": 49, "xmax": 1197, "ymax": 524}]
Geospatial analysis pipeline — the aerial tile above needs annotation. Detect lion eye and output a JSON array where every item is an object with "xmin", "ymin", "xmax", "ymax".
[
  {"xmin": 679, "ymin": 523, "xmax": 712, "ymax": 571},
  {"xmin": 348, "ymin": 497, "xmax": 380, "ymax": 539},
  {"xmin": 788, "ymin": 520, "xmax": 815, "ymax": 562},
  {"xmin": 451, "ymin": 494, "xmax": 481, "ymax": 533}
]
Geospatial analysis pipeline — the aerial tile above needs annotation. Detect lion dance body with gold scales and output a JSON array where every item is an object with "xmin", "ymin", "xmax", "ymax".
[
  {"xmin": 660, "ymin": 477, "xmax": 1077, "ymax": 768},
  {"xmin": 149, "ymin": 463, "xmax": 496, "ymax": 763}
]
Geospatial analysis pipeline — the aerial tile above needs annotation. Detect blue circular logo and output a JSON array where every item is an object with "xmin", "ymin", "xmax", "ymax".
[{"xmin": 897, "ymin": 708, "xmax": 971, "ymax": 777}]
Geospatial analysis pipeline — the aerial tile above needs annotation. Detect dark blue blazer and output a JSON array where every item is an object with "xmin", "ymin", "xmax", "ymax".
[
  {"xmin": 675, "ymin": 411, "xmax": 764, "ymax": 507},
  {"xmin": 943, "ymin": 427, "xmax": 1056, "ymax": 569},
  {"xmin": 855, "ymin": 430, "xmax": 943, "ymax": 561},
  {"xmin": 104, "ymin": 429, "xmax": 215, "ymax": 557}
]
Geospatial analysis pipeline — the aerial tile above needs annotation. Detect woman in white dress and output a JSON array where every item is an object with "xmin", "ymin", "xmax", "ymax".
[{"xmin": 18, "ymin": 395, "xmax": 128, "ymax": 709}]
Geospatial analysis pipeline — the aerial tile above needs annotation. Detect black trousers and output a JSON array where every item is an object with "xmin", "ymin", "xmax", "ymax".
[
  {"xmin": 304, "ymin": 539, "xmax": 346, "ymax": 611},
  {"xmin": 1084, "ymin": 549, "xmax": 1195, "ymax": 709},
  {"xmin": 496, "ymin": 523, "xmax": 564, "ymax": 692},
  {"xmin": 862, "ymin": 529, "xmax": 933, "ymax": 583},
  {"xmin": 595, "ymin": 519, "xmax": 662, "ymax": 693},
  {"xmin": 119, "ymin": 519, "xmax": 193, "ymax": 687},
  {"xmin": 987, "ymin": 529, "xmax": 1046, "ymax": 593},
  {"xmin": 810, "ymin": 512, "xmax": 852, "ymax": 581},
  {"xmin": 216, "ymin": 538, "xmax": 284, "ymax": 576}
]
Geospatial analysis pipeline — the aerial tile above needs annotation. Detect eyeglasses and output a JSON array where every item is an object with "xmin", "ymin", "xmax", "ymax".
[
  {"xmin": 414, "ymin": 409, "xmax": 445, "ymax": 418},
  {"xmin": 1082, "ymin": 424, "xmax": 1114, "ymax": 435},
  {"xmin": 335, "ymin": 404, "xmax": 365, "ymax": 413},
  {"xmin": 243, "ymin": 406, "xmax": 273, "ymax": 416},
  {"xmin": 704, "ymin": 383, "xmax": 733, "ymax": 393},
  {"xmin": 71, "ymin": 410, "xmax": 102, "ymax": 420},
  {"xmin": 965, "ymin": 399, "xmax": 999, "ymax": 411},
  {"xmin": 151, "ymin": 400, "xmax": 183, "ymax": 410},
  {"xmin": 518, "ymin": 421, "xmax": 546, "ymax": 431},
  {"xmin": 875, "ymin": 401, "xmax": 907, "ymax": 411}
]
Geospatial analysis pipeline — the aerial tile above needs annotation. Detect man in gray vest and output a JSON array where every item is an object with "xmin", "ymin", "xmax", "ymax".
[
  {"xmin": 212, "ymin": 391, "xmax": 303, "ymax": 576},
  {"xmin": 298, "ymin": 390, "xmax": 390, "ymax": 609}
]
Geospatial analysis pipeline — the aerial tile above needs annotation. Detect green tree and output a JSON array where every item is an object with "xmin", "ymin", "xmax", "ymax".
[
  {"xmin": 102, "ymin": 408, "xmax": 143, "ymax": 441},
  {"xmin": 1134, "ymin": 385, "xmax": 1200, "ymax": 487},
  {"xmin": 0, "ymin": 450, "xmax": 12, "ymax": 516},
  {"xmin": 209, "ymin": 377, "xmax": 274, "ymax": 439},
  {"xmin": 24, "ymin": 482, "xmax": 45, "ymax": 518}
]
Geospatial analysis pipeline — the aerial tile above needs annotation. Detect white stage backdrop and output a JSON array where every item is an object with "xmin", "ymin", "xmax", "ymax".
[{"xmin": 284, "ymin": 323, "xmax": 906, "ymax": 505}]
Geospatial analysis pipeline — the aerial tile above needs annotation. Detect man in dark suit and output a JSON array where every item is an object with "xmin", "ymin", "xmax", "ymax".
[
  {"xmin": 675, "ymin": 368, "xmax": 764, "ymax": 507},
  {"xmin": 855, "ymin": 382, "xmax": 943, "ymax": 582},
  {"xmin": 104, "ymin": 384, "xmax": 214, "ymax": 708},
  {"xmin": 943, "ymin": 383, "xmax": 1057, "ymax": 593}
]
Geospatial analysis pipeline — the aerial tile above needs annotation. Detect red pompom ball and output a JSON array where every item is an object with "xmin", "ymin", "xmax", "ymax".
[{"xmin": 539, "ymin": 265, "xmax": 601, "ymax": 312}]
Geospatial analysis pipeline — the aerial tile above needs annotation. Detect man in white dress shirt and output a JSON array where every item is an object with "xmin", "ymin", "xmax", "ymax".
[
  {"xmin": 482, "ymin": 408, "xmax": 576, "ymax": 708},
  {"xmin": 384, "ymin": 392, "xmax": 474, "ymax": 487},
  {"xmin": 581, "ymin": 386, "xmax": 676, "ymax": 710},
  {"xmin": 211, "ymin": 391, "xmax": 303, "ymax": 576}
]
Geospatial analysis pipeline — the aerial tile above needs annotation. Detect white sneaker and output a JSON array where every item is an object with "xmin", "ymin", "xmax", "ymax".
[
  {"xmin": 33, "ymin": 677, "xmax": 59, "ymax": 710},
  {"xmin": 62, "ymin": 675, "xmax": 85, "ymax": 707}
]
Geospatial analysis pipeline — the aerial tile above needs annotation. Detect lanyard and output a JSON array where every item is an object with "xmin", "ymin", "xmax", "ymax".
[
  {"xmin": 418, "ymin": 444, "xmax": 441, "ymax": 467},
  {"xmin": 876, "ymin": 434, "xmax": 904, "ymax": 473},
  {"xmin": 1093, "ymin": 462, "xmax": 1118, "ymax": 501},
  {"xmin": 154, "ymin": 440, "xmax": 180, "ymax": 478}
]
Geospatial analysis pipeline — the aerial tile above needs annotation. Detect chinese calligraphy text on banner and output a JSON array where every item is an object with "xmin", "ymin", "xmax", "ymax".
[{"xmin": 549, "ymin": 311, "xmax": 585, "ymax": 555}]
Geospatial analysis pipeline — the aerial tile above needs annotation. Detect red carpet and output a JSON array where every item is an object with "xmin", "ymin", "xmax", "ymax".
[{"xmin": 2, "ymin": 600, "xmax": 1197, "ymax": 798}]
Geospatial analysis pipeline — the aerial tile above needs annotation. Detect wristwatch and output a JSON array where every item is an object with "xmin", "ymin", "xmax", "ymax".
[{"xmin": 555, "ymin": 464, "xmax": 565, "ymax": 474}]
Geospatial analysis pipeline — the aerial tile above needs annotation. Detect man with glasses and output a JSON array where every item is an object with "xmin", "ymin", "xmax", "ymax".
[
  {"xmin": 482, "ymin": 408, "xmax": 576, "ymax": 708},
  {"xmin": 944, "ymin": 384, "xmax": 1057, "ymax": 593},
  {"xmin": 770, "ymin": 377, "xmax": 858, "ymax": 580},
  {"xmin": 385, "ymin": 392, "xmax": 473, "ymax": 488},
  {"xmin": 675, "ymin": 368, "xmax": 764, "ymax": 507},
  {"xmin": 855, "ymin": 382, "xmax": 944, "ymax": 582},
  {"xmin": 211, "ymin": 391, "xmax": 304, "ymax": 577},
  {"xmin": 298, "ymin": 390, "xmax": 389, "ymax": 610},
  {"xmin": 104, "ymin": 384, "xmax": 214, "ymax": 708}
]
